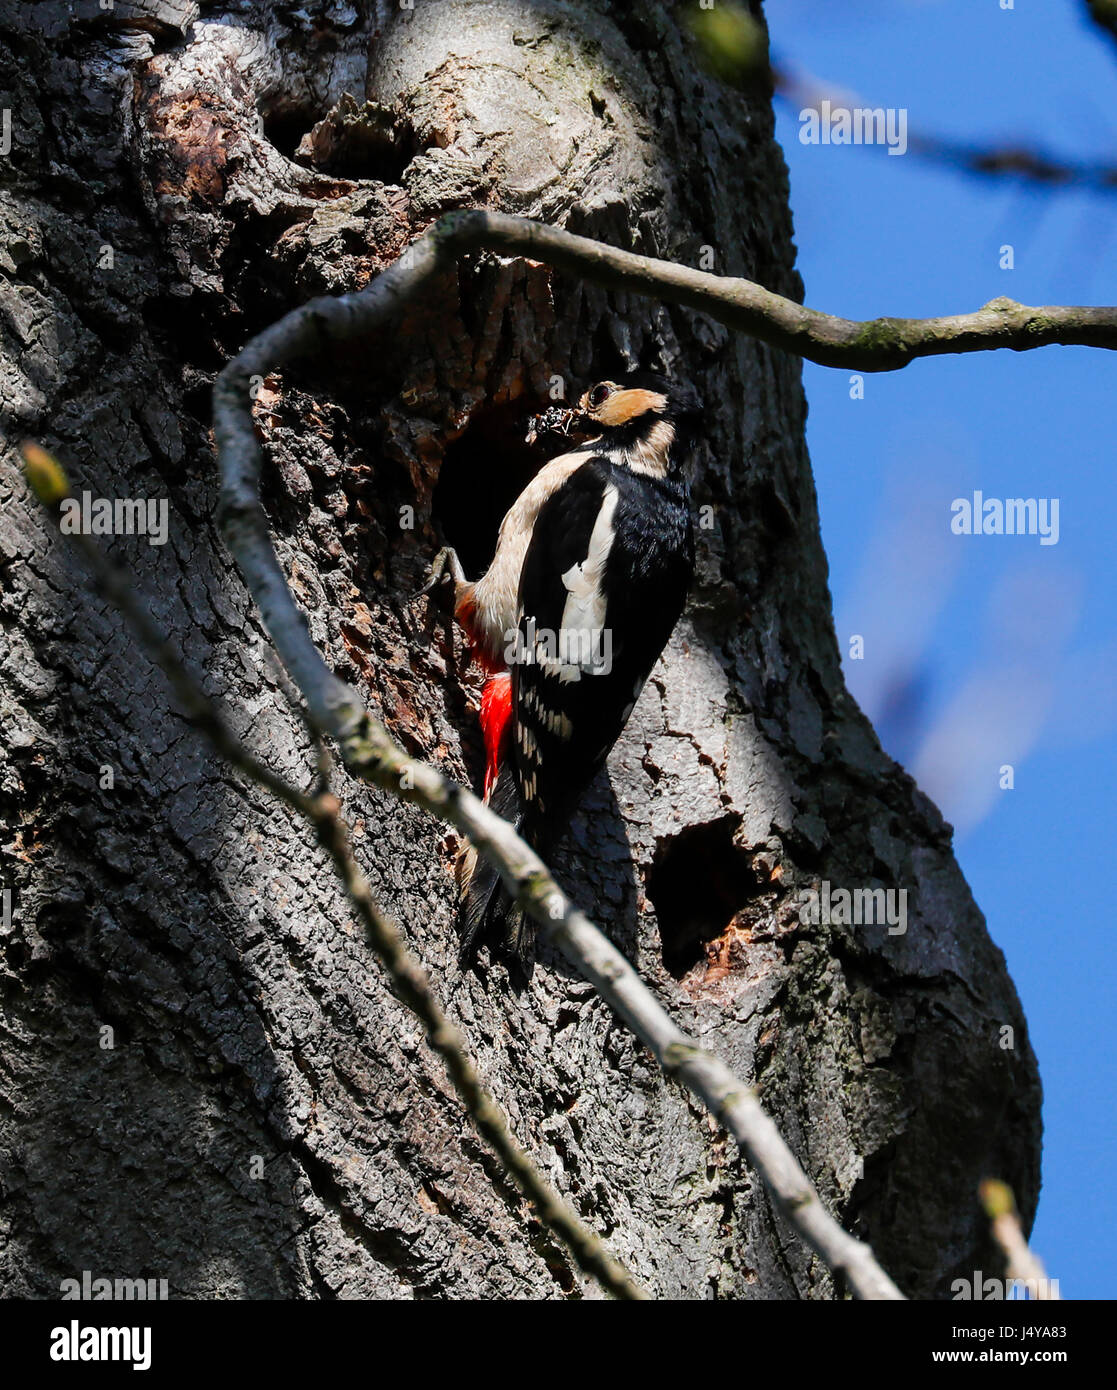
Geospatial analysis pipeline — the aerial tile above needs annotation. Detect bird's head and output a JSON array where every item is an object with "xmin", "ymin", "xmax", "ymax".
[
  {"xmin": 575, "ymin": 372, "xmax": 701, "ymax": 431},
  {"xmin": 574, "ymin": 372, "xmax": 701, "ymax": 477}
]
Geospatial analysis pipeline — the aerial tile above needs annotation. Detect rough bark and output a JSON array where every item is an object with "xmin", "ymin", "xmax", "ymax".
[{"xmin": 0, "ymin": 0, "xmax": 1040, "ymax": 1299}]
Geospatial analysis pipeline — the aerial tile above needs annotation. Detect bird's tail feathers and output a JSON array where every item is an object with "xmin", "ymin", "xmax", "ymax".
[{"xmin": 457, "ymin": 772, "xmax": 544, "ymax": 965}]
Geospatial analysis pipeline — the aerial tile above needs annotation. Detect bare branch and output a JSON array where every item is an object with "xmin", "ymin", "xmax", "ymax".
[
  {"xmin": 210, "ymin": 216, "xmax": 909, "ymax": 1298},
  {"xmin": 777, "ymin": 65, "xmax": 1117, "ymax": 196},
  {"xmin": 980, "ymin": 1180, "xmax": 1059, "ymax": 1300},
  {"xmin": 465, "ymin": 213, "xmax": 1117, "ymax": 370},
  {"xmin": 687, "ymin": 3, "xmax": 1117, "ymax": 196},
  {"xmin": 20, "ymin": 443, "xmax": 647, "ymax": 1303}
]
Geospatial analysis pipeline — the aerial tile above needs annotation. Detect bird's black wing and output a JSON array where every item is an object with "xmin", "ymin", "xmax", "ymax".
[{"xmin": 512, "ymin": 457, "xmax": 693, "ymax": 845}]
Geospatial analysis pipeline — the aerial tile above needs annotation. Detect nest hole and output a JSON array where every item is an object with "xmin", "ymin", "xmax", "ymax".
[
  {"xmin": 261, "ymin": 95, "xmax": 425, "ymax": 182},
  {"xmin": 261, "ymin": 100, "xmax": 327, "ymax": 160},
  {"xmin": 646, "ymin": 816, "xmax": 758, "ymax": 979}
]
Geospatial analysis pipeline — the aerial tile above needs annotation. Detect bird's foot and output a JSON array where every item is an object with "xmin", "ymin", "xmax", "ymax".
[{"xmin": 412, "ymin": 545, "xmax": 465, "ymax": 603}]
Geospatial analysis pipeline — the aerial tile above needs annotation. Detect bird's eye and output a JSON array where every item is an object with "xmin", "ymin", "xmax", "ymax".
[{"xmin": 588, "ymin": 383, "xmax": 612, "ymax": 408}]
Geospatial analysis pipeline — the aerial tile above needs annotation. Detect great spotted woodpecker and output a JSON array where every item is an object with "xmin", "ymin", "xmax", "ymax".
[{"xmin": 421, "ymin": 372, "xmax": 700, "ymax": 961}]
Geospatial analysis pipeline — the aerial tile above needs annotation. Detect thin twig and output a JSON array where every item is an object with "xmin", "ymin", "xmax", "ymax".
[
  {"xmin": 20, "ymin": 444, "xmax": 646, "ymax": 1302},
  {"xmin": 776, "ymin": 66, "xmax": 1117, "ymax": 196},
  {"xmin": 980, "ymin": 1180, "xmax": 1059, "ymax": 1300},
  {"xmin": 209, "ymin": 216, "xmax": 908, "ymax": 1298},
  {"xmin": 688, "ymin": 4, "xmax": 1117, "ymax": 197}
]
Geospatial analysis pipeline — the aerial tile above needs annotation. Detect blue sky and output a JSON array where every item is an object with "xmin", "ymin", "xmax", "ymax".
[{"xmin": 766, "ymin": 0, "xmax": 1117, "ymax": 1298}]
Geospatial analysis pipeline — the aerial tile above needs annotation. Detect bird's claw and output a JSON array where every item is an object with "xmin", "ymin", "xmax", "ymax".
[{"xmin": 412, "ymin": 546, "xmax": 464, "ymax": 603}]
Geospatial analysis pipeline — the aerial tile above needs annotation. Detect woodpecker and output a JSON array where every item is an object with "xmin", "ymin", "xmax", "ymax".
[{"xmin": 420, "ymin": 371, "xmax": 700, "ymax": 962}]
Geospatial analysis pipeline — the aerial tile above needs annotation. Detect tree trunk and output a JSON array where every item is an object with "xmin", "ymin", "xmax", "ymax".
[{"xmin": 0, "ymin": 0, "xmax": 1040, "ymax": 1299}]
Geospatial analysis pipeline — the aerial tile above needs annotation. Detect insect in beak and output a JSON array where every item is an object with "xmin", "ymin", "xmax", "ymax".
[{"xmin": 524, "ymin": 403, "xmax": 581, "ymax": 446}]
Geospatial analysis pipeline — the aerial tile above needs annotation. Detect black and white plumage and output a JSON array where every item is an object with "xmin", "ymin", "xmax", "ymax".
[
  {"xmin": 422, "ymin": 372, "xmax": 700, "ymax": 963},
  {"xmin": 512, "ymin": 452, "xmax": 694, "ymax": 845}
]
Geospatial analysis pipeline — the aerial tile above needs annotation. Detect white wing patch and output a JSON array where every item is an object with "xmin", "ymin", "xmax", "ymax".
[{"xmin": 535, "ymin": 483, "xmax": 618, "ymax": 685}]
